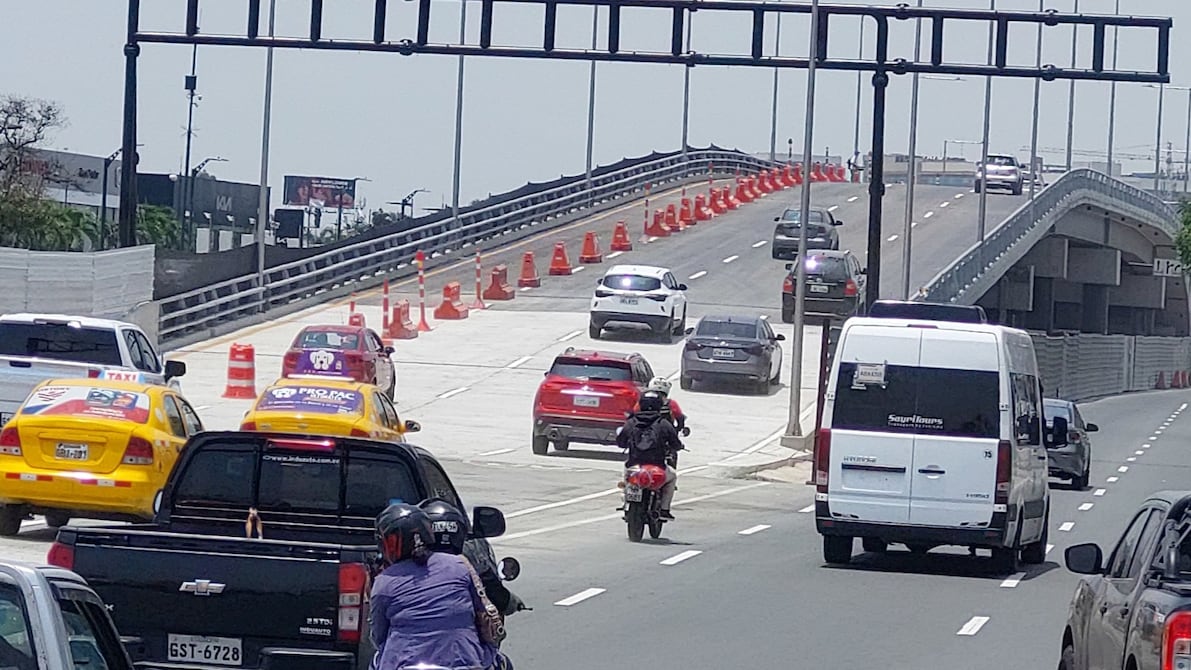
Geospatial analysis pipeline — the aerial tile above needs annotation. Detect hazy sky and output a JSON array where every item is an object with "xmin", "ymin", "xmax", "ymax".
[{"xmin": 1, "ymin": 0, "xmax": 1183, "ymax": 212}]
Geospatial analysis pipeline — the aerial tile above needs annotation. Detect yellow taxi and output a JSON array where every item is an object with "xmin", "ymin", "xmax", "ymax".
[
  {"xmin": 0, "ymin": 376, "xmax": 205, "ymax": 535},
  {"xmin": 240, "ymin": 377, "xmax": 420, "ymax": 441}
]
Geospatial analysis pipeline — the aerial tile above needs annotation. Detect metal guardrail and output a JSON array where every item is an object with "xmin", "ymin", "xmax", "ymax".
[
  {"xmin": 158, "ymin": 148, "xmax": 775, "ymax": 344},
  {"xmin": 917, "ymin": 168, "xmax": 1179, "ymax": 305}
]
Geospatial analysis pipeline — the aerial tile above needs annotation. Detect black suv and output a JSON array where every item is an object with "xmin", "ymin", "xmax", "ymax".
[
  {"xmin": 781, "ymin": 250, "xmax": 865, "ymax": 322},
  {"xmin": 771, "ymin": 208, "xmax": 841, "ymax": 260}
]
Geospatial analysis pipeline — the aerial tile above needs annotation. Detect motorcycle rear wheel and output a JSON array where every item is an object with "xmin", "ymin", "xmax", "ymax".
[{"xmin": 626, "ymin": 502, "xmax": 646, "ymax": 542}]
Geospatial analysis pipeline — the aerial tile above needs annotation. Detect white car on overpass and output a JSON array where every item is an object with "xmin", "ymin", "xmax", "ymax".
[{"xmin": 589, "ymin": 265, "xmax": 688, "ymax": 343}]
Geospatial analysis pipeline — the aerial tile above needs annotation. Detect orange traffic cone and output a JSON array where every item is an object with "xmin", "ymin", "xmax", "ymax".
[
  {"xmin": 694, "ymin": 194, "xmax": 712, "ymax": 221},
  {"xmin": 665, "ymin": 204, "xmax": 684, "ymax": 232},
  {"xmin": 645, "ymin": 210, "xmax": 670, "ymax": 237},
  {"xmin": 792, "ymin": 163, "xmax": 804, "ymax": 185},
  {"xmin": 679, "ymin": 198, "xmax": 695, "ymax": 227},
  {"xmin": 548, "ymin": 241, "xmax": 573, "ymax": 275},
  {"xmin": 222, "ymin": 343, "xmax": 257, "ymax": 399},
  {"xmin": 611, "ymin": 221, "xmax": 633, "ymax": 251},
  {"xmin": 518, "ymin": 251, "xmax": 542, "ymax": 288},
  {"xmin": 348, "ymin": 312, "xmax": 366, "ymax": 328},
  {"xmin": 579, "ymin": 231, "xmax": 603, "ymax": 263}
]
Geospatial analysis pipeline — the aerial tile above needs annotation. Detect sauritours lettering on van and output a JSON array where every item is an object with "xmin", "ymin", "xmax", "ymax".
[{"xmin": 887, "ymin": 414, "xmax": 944, "ymax": 429}]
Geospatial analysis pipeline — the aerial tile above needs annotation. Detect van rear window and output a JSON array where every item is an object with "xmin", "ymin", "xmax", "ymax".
[{"xmin": 832, "ymin": 363, "xmax": 999, "ymax": 439}]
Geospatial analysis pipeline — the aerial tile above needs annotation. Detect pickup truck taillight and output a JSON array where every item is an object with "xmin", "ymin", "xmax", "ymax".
[
  {"xmin": 0, "ymin": 427, "xmax": 20, "ymax": 456},
  {"xmin": 645, "ymin": 294, "xmax": 668, "ymax": 302},
  {"xmin": 995, "ymin": 440, "xmax": 1012, "ymax": 506},
  {"xmin": 595, "ymin": 289, "xmax": 614, "ymax": 298},
  {"xmin": 121, "ymin": 437, "xmax": 155, "ymax": 466},
  {"xmin": 1163, "ymin": 610, "xmax": 1191, "ymax": 670},
  {"xmin": 1068, "ymin": 430, "xmax": 1082, "ymax": 444},
  {"xmin": 47, "ymin": 541, "xmax": 74, "ymax": 570},
  {"xmin": 338, "ymin": 563, "xmax": 369, "ymax": 643}
]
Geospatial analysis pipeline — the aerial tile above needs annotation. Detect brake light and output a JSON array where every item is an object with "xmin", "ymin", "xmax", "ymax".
[
  {"xmin": 240, "ymin": 421, "xmax": 257, "ymax": 431},
  {"xmin": 350, "ymin": 427, "xmax": 371, "ymax": 437},
  {"xmin": 783, "ymin": 276, "xmax": 794, "ymax": 294},
  {"xmin": 0, "ymin": 427, "xmax": 20, "ymax": 456},
  {"xmin": 121, "ymin": 437, "xmax": 154, "ymax": 466},
  {"xmin": 844, "ymin": 279, "xmax": 858, "ymax": 297},
  {"xmin": 995, "ymin": 439, "xmax": 1011, "ymax": 505},
  {"xmin": 282, "ymin": 351, "xmax": 299, "ymax": 375},
  {"xmin": 815, "ymin": 429, "xmax": 831, "ymax": 493},
  {"xmin": 47, "ymin": 541, "xmax": 74, "ymax": 570},
  {"xmin": 1068, "ymin": 430, "xmax": 1082, "ymax": 444},
  {"xmin": 266, "ymin": 438, "xmax": 336, "ymax": 452},
  {"xmin": 338, "ymin": 563, "xmax": 369, "ymax": 643},
  {"xmin": 744, "ymin": 344, "xmax": 764, "ymax": 356},
  {"xmin": 1164, "ymin": 610, "xmax": 1191, "ymax": 670}
]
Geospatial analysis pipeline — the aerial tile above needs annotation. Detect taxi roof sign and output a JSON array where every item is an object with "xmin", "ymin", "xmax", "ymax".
[{"xmin": 100, "ymin": 369, "xmax": 148, "ymax": 384}]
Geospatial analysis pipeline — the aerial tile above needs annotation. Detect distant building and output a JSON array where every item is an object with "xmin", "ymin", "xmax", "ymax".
[{"xmin": 25, "ymin": 149, "xmax": 122, "ymax": 221}]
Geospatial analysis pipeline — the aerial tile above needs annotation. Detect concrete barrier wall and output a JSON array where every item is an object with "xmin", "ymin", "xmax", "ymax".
[
  {"xmin": 0, "ymin": 245, "xmax": 155, "ymax": 320},
  {"xmin": 1032, "ymin": 331, "xmax": 1191, "ymax": 401}
]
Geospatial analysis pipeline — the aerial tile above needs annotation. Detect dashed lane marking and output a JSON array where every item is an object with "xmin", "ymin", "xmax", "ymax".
[
  {"xmin": 752, "ymin": 240, "xmax": 768, "ymax": 248},
  {"xmin": 607, "ymin": 251, "xmax": 624, "ymax": 259},
  {"xmin": 828, "ymin": 205, "xmax": 839, "ymax": 212},
  {"xmin": 689, "ymin": 271, "xmax": 708, "ymax": 280},
  {"xmin": 1136, "ymin": 450, "xmax": 1145, "ymax": 455},
  {"xmin": 739, "ymin": 524, "xmax": 772, "ymax": 536},
  {"xmin": 1107, "ymin": 476, "xmax": 1119, "ymax": 483},
  {"xmin": 954, "ymin": 193, "xmax": 966, "ymax": 199},
  {"xmin": 1118, "ymin": 466, "xmax": 1129, "ymax": 473},
  {"xmin": 887, "ymin": 235, "xmax": 899, "ymax": 242},
  {"xmin": 554, "ymin": 588, "xmax": 606, "ymax": 607},
  {"xmin": 477, "ymin": 448, "xmax": 516, "ymax": 457},
  {"xmin": 1127, "ymin": 457, "xmax": 1137, "ymax": 462},
  {"xmin": 798, "ymin": 504, "xmax": 815, "ymax": 513},
  {"xmin": 957, "ymin": 616, "xmax": 990, "ymax": 636},
  {"xmin": 1094, "ymin": 489, "xmax": 1107, "ymax": 497},
  {"xmin": 722, "ymin": 255, "xmax": 739, "ymax": 264},
  {"xmin": 1079, "ymin": 503, "xmax": 1094, "ymax": 511},
  {"xmin": 506, "ymin": 355, "xmax": 533, "ymax": 369},
  {"xmin": 924, "ymin": 211, "xmax": 934, "ymax": 219},
  {"xmin": 999, "ymin": 573, "xmax": 1025, "ymax": 588},
  {"xmin": 1059, "ymin": 522, "xmax": 1076, "ymax": 532},
  {"xmin": 506, "ymin": 488, "xmax": 620, "ymax": 519},
  {"xmin": 847, "ymin": 196, "xmax": 859, "ymax": 202},
  {"xmin": 557, "ymin": 329, "xmax": 583, "ymax": 342},
  {"xmin": 572, "ymin": 265, "xmax": 585, "ymax": 273},
  {"xmin": 436, "ymin": 387, "xmax": 469, "ymax": 400},
  {"xmin": 940, "ymin": 201, "xmax": 951, "ymax": 208},
  {"xmin": 911, "ymin": 221, "xmax": 919, "ymax": 228},
  {"xmin": 660, "ymin": 550, "xmax": 703, "ymax": 566},
  {"xmin": 1046, "ymin": 544, "xmax": 1055, "ymax": 555}
]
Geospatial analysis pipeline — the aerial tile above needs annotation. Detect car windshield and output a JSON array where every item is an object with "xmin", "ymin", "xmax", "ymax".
[
  {"xmin": 987, "ymin": 156, "xmax": 1017, "ymax": 166},
  {"xmin": 549, "ymin": 359, "xmax": 633, "ymax": 382},
  {"xmin": 296, "ymin": 330, "xmax": 359, "ymax": 350},
  {"xmin": 803, "ymin": 256, "xmax": 851, "ymax": 281},
  {"xmin": 19, "ymin": 384, "xmax": 152, "ymax": 424},
  {"xmin": 0, "ymin": 322, "xmax": 122, "ymax": 366},
  {"xmin": 779, "ymin": 209, "xmax": 827, "ymax": 223},
  {"xmin": 831, "ymin": 363, "xmax": 1000, "ymax": 439},
  {"xmin": 602, "ymin": 274, "xmax": 662, "ymax": 292},
  {"xmin": 1044, "ymin": 400, "xmax": 1071, "ymax": 427},
  {"xmin": 255, "ymin": 385, "xmax": 364, "ymax": 415},
  {"xmin": 696, "ymin": 320, "xmax": 758, "ymax": 339}
]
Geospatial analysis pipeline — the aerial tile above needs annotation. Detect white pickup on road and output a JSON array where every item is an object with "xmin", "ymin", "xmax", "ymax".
[{"xmin": 0, "ymin": 313, "xmax": 186, "ymax": 424}]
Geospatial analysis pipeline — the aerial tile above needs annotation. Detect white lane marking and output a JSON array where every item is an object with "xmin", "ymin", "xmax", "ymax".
[
  {"xmin": 520, "ymin": 286, "xmax": 534, "ymax": 291},
  {"xmin": 647, "ymin": 236, "xmax": 659, "ymax": 243},
  {"xmin": 195, "ymin": 405, "xmax": 211, "ymax": 412},
  {"xmin": 955, "ymin": 193, "xmax": 966, "ymax": 199},
  {"xmin": 572, "ymin": 265, "xmax": 585, "ymax": 273},
  {"xmin": 557, "ymin": 329, "xmax": 583, "ymax": 342},
  {"xmin": 722, "ymin": 255, "xmax": 739, "ymax": 264},
  {"xmin": 666, "ymin": 370, "xmax": 681, "ymax": 382},
  {"xmin": 1046, "ymin": 544, "xmax": 1055, "ymax": 556},
  {"xmin": 1118, "ymin": 465, "xmax": 1129, "ymax": 473},
  {"xmin": 436, "ymin": 386, "xmax": 469, "ymax": 400},
  {"xmin": 957, "ymin": 616, "xmax": 990, "ymax": 636},
  {"xmin": 999, "ymin": 573, "xmax": 1026, "ymax": 588},
  {"xmin": 847, "ymin": 196, "xmax": 859, "ymax": 202},
  {"xmin": 607, "ymin": 251, "xmax": 624, "ymax": 259},
  {"xmin": 506, "ymin": 355, "xmax": 533, "ymax": 369},
  {"xmin": 940, "ymin": 201, "xmax": 951, "ymax": 208},
  {"xmin": 689, "ymin": 271, "xmax": 708, "ymax": 280},
  {"xmin": 752, "ymin": 240, "xmax": 768, "ymax": 248},
  {"xmin": 924, "ymin": 211, "xmax": 935, "ymax": 219},
  {"xmin": 1163, "ymin": 422, "xmax": 1171, "ymax": 427},
  {"xmin": 1136, "ymin": 450, "xmax": 1145, "ymax": 455},
  {"xmin": 1151, "ymin": 434, "xmax": 1160, "ymax": 440},
  {"xmin": 1182, "ymin": 403, "xmax": 1188, "ymax": 410},
  {"xmin": 760, "ymin": 314, "xmax": 770, "ymax": 321},
  {"xmin": 477, "ymin": 448, "xmax": 516, "ymax": 457},
  {"xmin": 1059, "ymin": 522, "xmax": 1076, "ymax": 532},
  {"xmin": 1079, "ymin": 502, "xmax": 1095, "ymax": 511},
  {"xmin": 911, "ymin": 221, "xmax": 919, "ymax": 228},
  {"xmin": 660, "ymin": 550, "xmax": 703, "ymax": 566},
  {"xmin": 798, "ymin": 504, "xmax": 815, "ymax": 513},
  {"xmin": 1094, "ymin": 488, "xmax": 1107, "ymax": 497},
  {"xmin": 828, "ymin": 205, "xmax": 839, "ymax": 212},
  {"xmin": 506, "ymin": 488, "xmax": 620, "ymax": 518},
  {"xmin": 1143, "ymin": 443, "xmax": 1152, "ymax": 449},
  {"xmin": 1126, "ymin": 457, "xmax": 1137, "ymax": 462},
  {"xmin": 678, "ymin": 465, "xmax": 709, "ymax": 475},
  {"xmin": 716, "ymin": 427, "xmax": 788, "ymax": 464},
  {"xmin": 887, "ymin": 235, "xmax": 899, "ymax": 242},
  {"xmin": 554, "ymin": 588, "xmax": 606, "ymax": 607},
  {"xmin": 739, "ymin": 524, "xmax": 772, "ymax": 535},
  {"xmin": 1107, "ymin": 476, "xmax": 1119, "ymax": 483}
]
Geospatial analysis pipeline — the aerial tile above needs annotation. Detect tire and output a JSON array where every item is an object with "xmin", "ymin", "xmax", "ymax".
[
  {"xmin": 862, "ymin": 537, "xmax": 887, "ymax": 554},
  {"xmin": 991, "ymin": 546, "xmax": 1019, "ymax": 574},
  {"xmin": 0, "ymin": 506, "xmax": 22, "ymax": 537},
  {"xmin": 823, "ymin": 535, "xmax": 853, "ymax": 565},
  {"xmin": 1021, "ymin": 505, "xmax": 1049, "ymax": 565},
  {"xmin": 673, "ymin": 308, "xmax": 687, "ymax": 337},
  {"xmin": 1073, "ymin": 457, "xmax": 1090, "ymax": 491},
  {"xmin": 531, "ymin": 435, "xmax": 549, "ymax": 456},
  {"xmin": 588, "ymin": 322, "xmax": 601, "ymax": 340},
  {"xmin": 627, "ymin": 503, "xmax": 646, "ymax": 542},
  {"xmin": 1012, "ymin": 183, "xmax": 1023, "ymax": 196},
  {"xmin": 45, "ymin": 512, "xmax": 71, "ymax": 529},
  {"xmin": 906, "ymin": 543, "xmax": 932, "ymax": 555},
  {"xmin": 1058, "ymin": 644, "xmax": 1075, "ymax": 670},
  {"xmin": 770, "ymin": 365, "xmax": 781, "ymax": 385},
  {"xmin": 648, "ymin": 517, "xmax": 664, "ymax": 539},
  {"xmin": 385, "ymin": 372, "xmax": 396, "ymax": 401},
  {"xmin": 755, "ymin": 379, "xmax": 769, "ymax": 395},
  {"xmin": 553, "ymin": 439, "xmax": 570, "ymax": 452},
  {"xmin": 781, "ymin": 306, "xmax": 794, "ymax": 324},
  {"xmin": 680, "ymin": 374, "xmax": 693, "ymax": 391},
  {"xmin": 832, "ymin": 240, "xmax": 840, "ymax": 251},
  {"xmin": 657, "ymin": 314, "xmax": 675, "ymax": 344}
]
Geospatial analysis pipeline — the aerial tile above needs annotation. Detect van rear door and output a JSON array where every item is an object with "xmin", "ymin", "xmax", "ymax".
[
  {"xmin": 906, "ymin": 328, "xmax": 1001, "ymax": 527},
  {"xmin": 825, "ymin": 324, "xmax": 923, "ymax": 524}
]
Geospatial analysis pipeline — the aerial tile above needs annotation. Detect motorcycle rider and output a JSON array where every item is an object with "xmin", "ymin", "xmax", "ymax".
[
  {"xmin": 635, "ymin": 377, "xmax": 688, "ymax": 434},
  {"xmin": 617, "ymin": 390, "xmax": 684, "ymax": 520}
]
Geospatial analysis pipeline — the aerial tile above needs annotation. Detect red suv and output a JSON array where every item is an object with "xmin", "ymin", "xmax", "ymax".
[{"xmin": 532, "ymin": 348, "xmax": 655, "ymax": 455}]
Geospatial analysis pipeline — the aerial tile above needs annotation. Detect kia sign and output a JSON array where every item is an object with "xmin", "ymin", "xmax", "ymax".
[
  {"xmin": 1154, "ymin": 258, "xmax": 1184, "ymax": 277},
  {"xmin": 283, "ymin": 176, "xmax": 356, "ymax": 208}
]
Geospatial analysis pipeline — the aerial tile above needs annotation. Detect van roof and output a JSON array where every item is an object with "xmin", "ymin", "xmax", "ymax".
[
  {"xmin": 842, "ymin": 316, "xmax": 1023, "ymax": 337},
  {"xmin": 839, "ymin": 317, "xmax": 1037, "ymax": 375}
]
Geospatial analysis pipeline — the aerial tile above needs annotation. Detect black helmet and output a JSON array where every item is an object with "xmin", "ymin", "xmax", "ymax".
[
  {"xmin": 638, "ymin": 390, "xmax": 665, "ymax": 414},
  {"xmin": 419, "ymin": 498, "xmax": 469, "ymax": 554},
  {"xmin": 375, "ymin": 503, "xmax": 432, "ymax": 564}
]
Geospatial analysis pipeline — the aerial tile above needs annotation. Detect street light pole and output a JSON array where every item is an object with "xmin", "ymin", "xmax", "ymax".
[
  {"xmin": 769, "ymin": 10, "xmax": 783, "ymax": 163},
  {"xmin": 452, "ymin": 0, "xmax": 468, "ymax": 231},
  {"xmin": 901, "ymin": 0, "xmax": 923, "ymax": 301},
  {"xmin": 1028, "ymin": 0, "xmax": 1043, "ymax": 210},
  {"xmin": 852, "ymin": 19, "xmax": 864, "ymax": 172},
  {"xmin": 584, "ymin": 6, "xmax": 598, "ymax": 194},
  {"xmin": 976, "ymin": 0, "xmax": 995, "ymax": 244},
  {"xmin": 679, "ymin": 12, "xmax": 693, "ymax": 163},
  {"xmin": 1154, "ymin": 83, "xmax": 1165, "ymax": 194},
  {"xmin": 783, "ymin": 0, "xmax": 820, "ymax": 444},
  {"xmin": 182, "ymin": 43, "xmax": 199, "ymax": 249},
  {"xmin": 1105, "ymin": 0, "xmax": 1120, "ymax": 176},
  {"xmin": 255, "ymin": 0, "xmax": 277, "ymax": 310},
  {"xmin": 100, "ymin": 148, "xmax": 122, "ymax": 242},
  {"xmin": 1183, "ymin": 88, "xmax": 1190, "ymax": 193},
  {"xmin": 1064, "ymin": 0, "xmax": 1079, "ymax": 171}
]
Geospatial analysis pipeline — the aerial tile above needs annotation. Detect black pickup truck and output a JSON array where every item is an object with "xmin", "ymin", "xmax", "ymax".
[
  {"xmin": 46, "ymin": 431, "xmax": 515, "ymax": 670},
  {"xmin": 1059, "ymin": 490, "xmax": 1191, "ymax": 670}
]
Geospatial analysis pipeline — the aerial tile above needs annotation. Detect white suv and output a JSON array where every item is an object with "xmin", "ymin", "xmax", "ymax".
[{"xmin": 590, "ymin": 265, "xmax": 688, "ymax": 343}]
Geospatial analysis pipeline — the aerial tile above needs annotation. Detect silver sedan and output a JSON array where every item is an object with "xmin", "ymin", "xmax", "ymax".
[{"xmin": 679, "ymin": 315, "xmax": 785, "ymax": 394}]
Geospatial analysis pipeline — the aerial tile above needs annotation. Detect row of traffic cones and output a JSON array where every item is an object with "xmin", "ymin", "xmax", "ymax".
[{"xmin": 1157, "ymin": 370, "xmax": 1190, "ymax": 389}]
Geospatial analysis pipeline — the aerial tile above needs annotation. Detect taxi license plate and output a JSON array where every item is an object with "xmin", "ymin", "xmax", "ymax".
[
  {"xmin": 55, "ymin": 443, "xmax": 88, "ymax": 461},
  {"xmin": 712, "ymin": 348, "xmax": 735, "ymax": 359},
  {"xmin": 619, "ymin": 296, "xmax": 639, "ymax": 305},
  {"xmin": 168, "ymin": 634, "xmax": 243, "ymax": 666},
  {"xmin": 624, "ymin": 485, "xmax": 643, "ymax": 502},
  {"xmin": 573, "ymin": 395, "xmax": 600, "ymax": 408},
  {"xmin": 810, "ymin": 284, "xmax": 830, "ymax": 293}
]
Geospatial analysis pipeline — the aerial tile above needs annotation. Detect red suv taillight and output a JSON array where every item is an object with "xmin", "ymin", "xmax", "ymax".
[
  {"xmin": 0, "ymin": 426, "xmax": 20, "ymax": 456},
  {"xmin": 783, "ymin": 276, "xmax": 794, "ymax": 294},
  {"xmin": 815, "ymin": 429, "xmax": 831, "ymax": 493},
  {"xmin": 995, "ymin": 439, "xmax": 1011, "ymax": 505},
  {"xmin": 1163, "ymin": 610, "xmax": 1191, "ymax": 670},
  {"xmin": 47, "ymin": 541, "xmax": 74, "ymax": 570},
  {"xmin": 844, "ymin": 279, "xmax": 858, "ymax": 297},
  {"xmin": 121, "ymin": 437, "xmax": 155, "ymax": 466},
  {"xmin": 338, "ymin": 563, "xmax": 369, "ymax": 643}
]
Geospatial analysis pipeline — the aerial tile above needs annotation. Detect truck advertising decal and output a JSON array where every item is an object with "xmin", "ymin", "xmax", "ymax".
[
  {"xmin": 22, "ymin": 385, "xmax": 151, "ymax": 424},
  {"xmin": 256, "ymin": 386, "xmax": 363, "ymax": 415}
]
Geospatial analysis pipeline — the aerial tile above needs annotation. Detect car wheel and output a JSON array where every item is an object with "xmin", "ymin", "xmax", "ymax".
[
  {"xmin": 1021, "ymin": 505, "xmax": 1049, "ymax": 565},
  {"xmin": 781, "ymin": 306, "xmax": 794, "ymax": 324},
  {"xmin": 754, "ymin": 379, "xmax": 769, "ymax": 395},
  {"xmin": 770, "ymin": 366, "xmax": 781, "ymax": 385},
  {"xmin": 588, "ymin": 322, "xmax": 601, "ymax": 340},
  {"xmin": 1012, "ymin": 183, "xmax": 1023, "ymax": 196},
  {"xmin": 680, "ymin": 374, "xmax": 693, "ymax": 391},
  {"xmin": 657, "ymin": 313, "xmax": 675, "ymax": 344},
  {"xmin": 0, "ymin": 506, "xmax": 22, "ymax": 536},
  {"xmin": 531, "ymin": 435, "xmax": 549, "ymax": 456},
  {"xmin": 1058, "ymin": 644, "xmax": 1076, "ymax": 670},
  {"xmin": 385, "ymin": 373, "xmax": 396, "ymax": 401},
  {"xmin": 45, "ymin": 512, "xmax": 71, "ymax": 529},
  {"xmin": 861, "ymin": 537, "xmax": 887, "ymax": 554},
  {"xmin": 673, "ymin": 307, "xmax": 687, "ymax": 337},
  {"xmin": 832, "ymin": 240, "xmax": 840, "ymax": 251},
  {"xmin": 823, "ymin": 536, "xmax": 853, "ymax": 565},
  {"xmin": 1072, "ymin": 468, "xmax": 1089, "ymax": 491},
  {"xmin": 991, "ymin": 546, "xmax": 1020, "ymax": 575}
]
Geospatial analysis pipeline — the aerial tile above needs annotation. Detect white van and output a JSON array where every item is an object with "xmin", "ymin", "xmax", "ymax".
[{"xmin": 814, "ymin": 316, "xmax": 1050, "ymax": 573}]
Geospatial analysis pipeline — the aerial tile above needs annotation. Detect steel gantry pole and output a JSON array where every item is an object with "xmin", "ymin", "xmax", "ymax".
[
  {"xmin": 452, "ymin": 0, "xmax": 468, "ymax": 226},
  {"xmin": 1184, "ymin": 88, "xmax": 1190, "ymax": 193},
  {"xmin": 584, "ymin": 5, "xmax": 598, "ymax": 194},
  {"xmin": 1064, "ymin": 0, "xmax": 1079, "ymax": 171},
  {"xmin": 679, "ymin": 11, "xmax": 693, "ymax": 163},
  {"xmin": 1028, "ymin": 0, "xmax": 1043, "ymax": 217},
  {"xmin": 900, "ymin": 0, "xmax": 923, "ymax": 301},
  {"xmin": 976, "ymin": 0, "xmax": 995, "ymax": 246},
  {"xmin": 255, "ymin": 0, "xmax": 277, "ymax": 311},
  {"xmin": 852, "ymin": 19, "xmax": 864, "ymax": 172},
  {"xmin": 1105, "ymin": 0, "xmax": 1121, "ymax": 175},
  {"xmin": 783, "ymin": 0, "xmax": 821, "ymax": 445},
  {"xmin": 769, "ymin": 8, "xmax": 783, "ymax": 163},
  {"xmin": 1154, "ymin": 83, "xmax": 1165, "ymax": 194}
]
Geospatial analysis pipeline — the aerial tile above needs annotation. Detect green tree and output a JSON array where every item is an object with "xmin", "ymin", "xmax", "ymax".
[{"xmin": 136, "ymin": 204, "xmax": 182, "ymax": 249}]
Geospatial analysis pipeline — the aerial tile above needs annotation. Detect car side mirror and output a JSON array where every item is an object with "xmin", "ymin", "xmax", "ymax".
[
  {"xmin": 1086, "ymin": 423, "xmax": 1099, "ymax": 433},
  {"xmin": 499, "ymin": 556, "xmax": 521, "ymax": 581},
  {"xmin": 164, "ymin": 360, "xmax": 187, "ymax": 379},
  {"xmin": 774, "ymin": 216, "xmax": 781, "ymax": 222},
  {"xmin": 403, "ymin": 420, "xmax": 421, "ymax": 433},
  {"xmin": 677, "ymin": 283, "xmax": 688, "ymax": 291},
  {"xmin": 833, "ymin": 220, "xmax": 843, "ymax": 226},
  {"xmin": 1064, "ymin": 543, "xmax": 1104, "ymax": 575},
  {"xmin": 774, "ymin": 333, "xmax": 786, "ymax": 341},
  {"xmin": 684, "ymin": 327, "xmax": 694, "ymax": 335},
  {"xmin": 383, "ymin": 346, "xmax": 395, "ymax": 356},
  {"xmin": 471, "ymin": 506, "xmax": 507, "ymax": 539}
]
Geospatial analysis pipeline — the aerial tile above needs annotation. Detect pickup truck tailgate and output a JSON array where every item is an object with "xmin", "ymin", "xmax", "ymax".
[{"xmin": 66, "ymin": 527, "xmax": 370, "ymax": 666}]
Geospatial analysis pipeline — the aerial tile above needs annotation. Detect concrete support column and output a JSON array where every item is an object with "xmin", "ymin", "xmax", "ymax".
[
  {"xmin": 1081, "ymin": 284, "xmax": 1110, "ymax": 334},
  {"xmin": 1024, "ymin": 276, "xmax": 1054, "ymax": 331}
]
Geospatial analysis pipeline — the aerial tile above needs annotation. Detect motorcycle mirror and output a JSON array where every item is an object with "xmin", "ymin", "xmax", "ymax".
[{"xmin": 499, "ymin": 556, "xmax": 521, "ymax": 581}]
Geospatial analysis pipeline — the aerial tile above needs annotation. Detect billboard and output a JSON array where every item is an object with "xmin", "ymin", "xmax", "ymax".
[{"xmin": 283, "ymin": 175, "xmax": 356, "ymax": 208}]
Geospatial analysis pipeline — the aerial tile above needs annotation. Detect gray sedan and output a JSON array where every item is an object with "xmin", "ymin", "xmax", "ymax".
[
  {"xmin": 1044, "ymin": 397, "xmax": 1098, "ymax": 490},
  {"xmin": 679, "ymin": 315, "xmax": 785, "ymax": 394}
]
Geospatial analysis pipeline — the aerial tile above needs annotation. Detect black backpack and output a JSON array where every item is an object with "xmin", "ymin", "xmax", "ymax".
[{"xmin": 631, "ymin": 418, "xmax": 664, "ymax": 455}]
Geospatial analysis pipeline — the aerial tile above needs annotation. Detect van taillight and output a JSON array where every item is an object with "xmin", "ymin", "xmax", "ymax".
[
  {"xmin": 815, "ymin": 429, "xmax": 831, "ymax": 492},
  {"xmin": 337, "ymin": 563, "xmax": 369, "ymax": 643},
  {"xmin": 995, "ymin": 439, "xmax": 1012, "ymax": 505},
  {"xmin": 282, "ymin": 351, "xmax": 299, "ymax": 375},
  {"xmin": 1164, "ymin": 610, "xmax": 1191, "ymax": 670},
  {"xmin": 121, "ymin": 437, "xmax": 155, "ymax": 466},
  {"xmin": 344, "ymin": 352, "xmax": 367, "ymax": 379},
  {"xmin": 47, "ymin": 541, "xmax": 74, "ymax": 570},
  {"xmin": 783, "ymin": 276, "xmax": 794, "ymax": 294}
]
